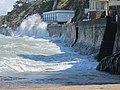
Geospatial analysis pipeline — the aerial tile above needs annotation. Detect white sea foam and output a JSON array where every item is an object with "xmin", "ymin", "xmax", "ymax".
[
  {"xmin": 0, "ymin": 14, "xmax": 95, "ymax": 76},
  {"xmin": 1, "ymin": 57, "xmax": 74, "ymax": 73},
  {"xmin": 0, "ymin": 13, "xmax": 120, "ymax": 87},
  {"xmin": 0, "ymin": 18, "xmax": 90, "ymax": 74},
  {"xmin": 0, "ymin": 35, "xmax": 78, "ymax": 74},
  {"xmin": 15, "ymin": 14, "xmax": 49, "ymax": 38}
]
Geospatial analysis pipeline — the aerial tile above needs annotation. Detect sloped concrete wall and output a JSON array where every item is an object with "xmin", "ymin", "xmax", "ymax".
[
  {"xmin": 47, "ymin": 18, "xmax": 106, "ymax": 55},
  {"xmin": 62, "ymin": 23, "xmax": 76, "ymax": 46},
  {"xmin": 113, "ymin": 11, "xmax": 120, "ymax": 52},
  {"xmin": 63, "ymin": 18, "xmax": 106, "ymax": 55},
  {"xmin": 47, "ymin": 25, "xmax": 62, "ymax": 37},
  {"xmin": 114, "ymin": 26, "xmax": 120, "ymax": 52}
]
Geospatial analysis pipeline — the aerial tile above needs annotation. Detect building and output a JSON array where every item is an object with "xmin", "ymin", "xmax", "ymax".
[
  {"xmin": 42, "ymin": 10, "xmax": 75, "ymax": 24},
  {"xmin": 89, "ymin": 0, "xmax": 108, "ymax": 11},
  {"xmin": 89, "ymin": 0, "xmax": 120, "ymax": 11},
  {"xmin": 109, "ymin": 0, "xmax": 120, "ymax": 7},
  {"xmin": 89, "ymin": 0, "xmax": 120, "ymax": 19},
  {"xmin": 89, "ymin": 0, "xmax": 109, "ymax": 19}
]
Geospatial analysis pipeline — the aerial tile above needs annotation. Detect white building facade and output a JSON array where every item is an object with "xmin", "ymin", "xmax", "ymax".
[
  {"xmin": 42, "ymin": 10, "xmax": 75, "ymax": 24},
  {"xmin": 89, "ymin": 0, "xmax": 120, "ymax": 11},
  {"xmin": 88, "ymin": 0, "xmax": 120, "ymax": 19},
  {"xmin": 89, "ymin": 0, "xmax": 109, "ymax": 11}
]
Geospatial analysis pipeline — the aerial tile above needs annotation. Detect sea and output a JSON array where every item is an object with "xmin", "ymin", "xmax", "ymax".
[{"xmin": 0, "ymin": 14, "xmax": 119, "ymax": 89}]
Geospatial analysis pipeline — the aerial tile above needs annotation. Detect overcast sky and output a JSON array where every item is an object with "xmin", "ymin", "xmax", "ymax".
[{"xmin": 0, "ymin": 0, "xmax": 16, "ymax": 15}]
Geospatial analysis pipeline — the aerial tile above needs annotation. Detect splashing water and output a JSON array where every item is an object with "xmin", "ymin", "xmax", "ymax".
[
  {"xmin": 15, "ymin": 14, "xmax": 49, "ymax": 38},
  {"xmin": 0, "ymin": 14, "xmax": 120, "ymax": 88},
  {"xmin": 0, "ymin": 35, "xmax": 76, "ymax": 74},
  {"xmin": 0, "ymin": 14, "xmax": 78, "ymax": 74}
]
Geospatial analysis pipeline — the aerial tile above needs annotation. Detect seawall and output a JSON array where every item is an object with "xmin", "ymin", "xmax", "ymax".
[
  {"xmin": 47, "ymin": 18, "xmax": 106, "ymax": 55},
  {"xmin": 63, "ymin": 19, "xmax": 106, "ymax": 55},
  {"xmin": 47, "ymin": 24, "xmax": 63, "ymax": 37},
  {"xmin": 114, "ymin": 11, "xmax": 120, "ymax": 52}
]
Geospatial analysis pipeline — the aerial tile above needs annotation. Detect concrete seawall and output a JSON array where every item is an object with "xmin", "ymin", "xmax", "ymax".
[
  {"xmin": 63, "ymin": 18, "xmax": 106, "ymax": 55},
  {"xmin": 62, "ymin": 23, "xmax": 77, "ymax": 46},
  {"xmin": 47, "ymin": 18, "xmax": 106, "ymax": 55},
  {"xmin": 47, "ymin": 25, "xmax": 63, "ymax": 37},
  {"xmin": 114, "ymin": 11, "xmax": 120, "ymax": 52}
]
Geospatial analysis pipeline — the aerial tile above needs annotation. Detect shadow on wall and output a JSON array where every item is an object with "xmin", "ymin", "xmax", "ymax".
[{"xmin": 98, "ymin": 14, "xmax": 118, "ymax": 61}]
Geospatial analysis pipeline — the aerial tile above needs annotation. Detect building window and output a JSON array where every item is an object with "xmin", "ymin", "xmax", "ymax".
[
  {"xmin": 51, "ymin": 14, "xmax": 53, "ymax": 21},
  {"xmin": 43, "ymin": 15, "xmax": 45, "ymax": 21},
  {"xmin": 89, "ymin": 3, "xmax": 92, "ymax": 10},
  {"xmin": 96, "ymin": 2, "xmax": 105, "ymax": 10},
  {"xmin": 53, "ymin": 14, "xmax": 54, "ymax": 21},
  {"xmin": 55, "ymin": 14, "xmax": 57, "ymax": 21},
  {"xmin": 46, "ymin": 15, "xmax": 47, "ymax": 21},
  {"xmin": 48, "ymin": 14, "xmax": 50, "ymax": 21},
  {"xmin": 96, "ymin": 2, "xmax": 101, "ymax": 10},
  {"xmin": 93, "ymin": 2, "xmax": 95, "ymax": 9}
]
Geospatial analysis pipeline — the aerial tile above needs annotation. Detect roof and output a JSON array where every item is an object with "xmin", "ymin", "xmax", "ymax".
[{"xmin": 43, "ymin": 10, "xmax": 74, "ymax": 15}]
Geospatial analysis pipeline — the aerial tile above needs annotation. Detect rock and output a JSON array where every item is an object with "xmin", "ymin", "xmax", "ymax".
[{"xmin": 96, "ymin": 50, "xmax": 120, "ymax": 74}]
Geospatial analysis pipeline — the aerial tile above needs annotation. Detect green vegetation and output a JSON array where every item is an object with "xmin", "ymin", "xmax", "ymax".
[
  {"xmin": 57, "ymin": 0, "xmax": 71, "ymax": 9},
  {"xmin": 0, "ymin": 0, "xmax": 89, "ymax": 27},
  {"xmin": 0, "ymin": 16, "xmax": 4, "ymax": 22},
  {"xmin": 0, "ymin": 0, "xmax": 54, "ymax": 27}
]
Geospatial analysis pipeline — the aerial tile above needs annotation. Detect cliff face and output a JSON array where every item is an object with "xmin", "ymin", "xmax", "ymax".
[
  {"xmin": 52, "ymin": 0, "xmax": 59, "ymax": 10},
  {"xmin": 57, "ymin": 0, "xmax": 89, "ymax": 21},
  {"xmin": 0, "ymin": 0, "xmax": 54, "ymax": 27},
  {"xmin": 0, "ymin": 0, "xmax": 89, "ymax": 27}
]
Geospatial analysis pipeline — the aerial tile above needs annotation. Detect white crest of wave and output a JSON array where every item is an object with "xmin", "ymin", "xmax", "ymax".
[{"xmin": 15, "ymin": 14, "xmax": 49, "ymax": 38}]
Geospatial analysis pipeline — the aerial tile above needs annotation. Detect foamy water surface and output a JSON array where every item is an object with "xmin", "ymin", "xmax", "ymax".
[
  {"xmin": 0, "ymin": 35, "xmax": 77, "ymax": 73},
  {"xmin": 0, "ymin": 14, "xmax": 120, "ymax": 88},
  {"xmin": 0, "ymin": 35, "xmax": 84, "ymax": 87}
]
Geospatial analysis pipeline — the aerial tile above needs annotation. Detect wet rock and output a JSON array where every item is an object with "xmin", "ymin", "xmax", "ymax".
[{"xmin": 96, "ymin": 50, "xmax": 120, "ymax": 74}]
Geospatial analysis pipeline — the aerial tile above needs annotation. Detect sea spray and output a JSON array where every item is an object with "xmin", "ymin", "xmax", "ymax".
[
  {"xmin": 0, "ymin": 27, "xmax": 11, "ymax": 36},
  {"xmin": 15, "ymin": 14, "xmax": 49, "ymax": 38},
  {"xmin": 7, "ymin": 27, "xmax": 15, "ymax": 36}
]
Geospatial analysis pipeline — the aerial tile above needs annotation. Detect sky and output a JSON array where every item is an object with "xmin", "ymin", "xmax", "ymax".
[{"xmin": 0, "ymin": 0, "xmax": 16, "ymax": 15}]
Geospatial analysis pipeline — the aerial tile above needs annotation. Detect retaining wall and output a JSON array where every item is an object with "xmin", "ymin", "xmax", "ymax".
[
  {"xmin": 62, "ymin": 23, "xmax": 76, "ymax": 46},
  {"xmin": 114, "ymin": 11, "xmax": 120, "ymax": 52},
  {"xmin": 47, "ymin": 24, "xmax": 63, "ymax": 37},
  {"xmin": 44, "ymin": 16, "xmax": 120, "ymax": 55},
  {"xmin": 114, "ymin": 25, "xmax": 120, "ymax": 52},
  {"xmin": 63, "ymin": 18, "xmax": 106, "ymax": 55}
]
